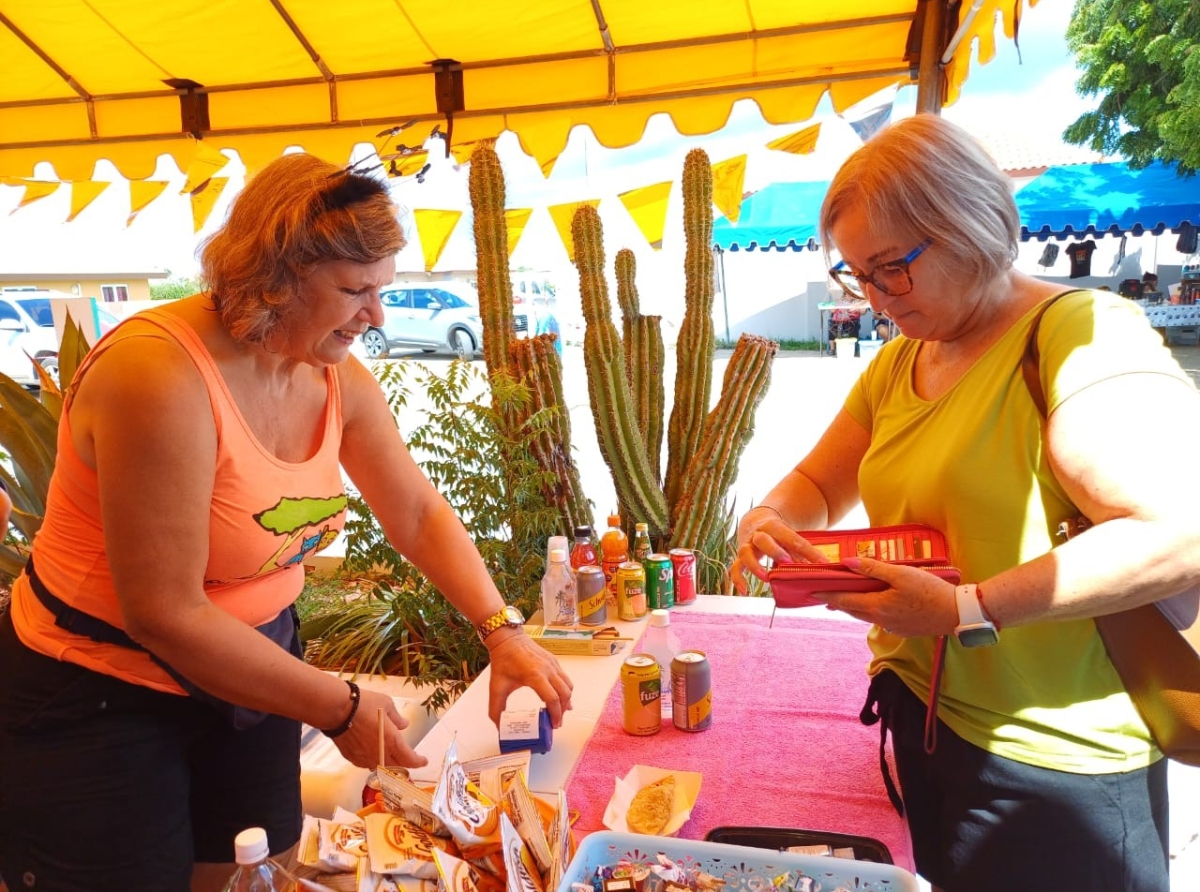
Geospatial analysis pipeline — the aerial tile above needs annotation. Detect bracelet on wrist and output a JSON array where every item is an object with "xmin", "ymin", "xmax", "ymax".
[
  {"xmin": 976, "ymin": 585, "xmax": 1001, "ymax": 631},
  {"xmin": 321, "ymin": 680, "xmax": 361, "ymax": 739}
]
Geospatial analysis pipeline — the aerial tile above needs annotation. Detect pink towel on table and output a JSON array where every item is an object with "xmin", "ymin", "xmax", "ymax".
[{"xmin": 563, "ymin": 610, "xmax": 915, "ymax": 872}]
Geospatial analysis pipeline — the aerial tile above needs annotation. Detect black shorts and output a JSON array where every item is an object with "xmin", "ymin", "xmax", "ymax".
[
  {"xmin": 0, "ymin": 611, "xmax": 302, "ymax": 892},
  {"xmin": 866, "ymin": 670, "xmax": 1169, "ymax": 892}
]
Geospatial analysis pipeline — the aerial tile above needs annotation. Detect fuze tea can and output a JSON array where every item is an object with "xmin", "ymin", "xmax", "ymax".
[
  {"xmin": 577, "ymin": 565, "xmax": 608, "ymax": 626},
  {"xmin": 644, "ymin": 553, "xmax": 674, "ymax": 610},
  {"xmin": 622, "ymin": 654, "xmax": 662, "ymax": 735},
  {"xmin": 671, "ymin": 650, "xmax": 712, "ymax": 731},
  {"xmin": 615, "ymin": 561, "xmax": 648, "ymax": 621},
  {"xmin": 669, "ymin": 548, "xmax": 697, "ymax": 605}
]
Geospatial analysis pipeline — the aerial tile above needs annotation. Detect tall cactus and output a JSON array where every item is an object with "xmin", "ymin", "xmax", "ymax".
[
  {"xmin": 663, "ymin": 148, "xmax": 715, "ymax": 509},
  {"xmin": 468, "ymin": 142, "xmax": 516, "ymax": 385},
  {"xmin": 508, "ymin": 335, "xmax": 591, "ymax": 535},
  {"xmin": 574, "ymin": 205, "xmax": 669, "ymax": 535},
  {"xmin": 670, "ymin": 334, "xmax": 777, "ymax": 551},
  {"xmin": 469, "ymin": 142, "xmax": 591, "ymax": 536}
]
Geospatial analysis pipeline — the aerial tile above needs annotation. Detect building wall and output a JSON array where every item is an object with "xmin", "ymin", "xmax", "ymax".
[{"xmin": 0, "ymin": 277, "xmax": 155, "ymax": 302}]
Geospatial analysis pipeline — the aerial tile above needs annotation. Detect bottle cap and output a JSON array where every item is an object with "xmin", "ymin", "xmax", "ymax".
[
  {"xmin": 234, "ymin": 826, "xmax": 270, "ymax": 865},
  {"xmin": 549, "ymin": 548, "xmax": 567, "ymax": 563},
  {"xmin": 650, "ymin": 608, "xmax": 670, "ymax": 627},
  {"xmin": 635, "ymin": 522, "xmax": 648, "ymax": 532},
  {"xmin": 607, "ymin": 513, "xmax": 621, "ymax": 526},
  {"xmin": 573, "ymin": 525, "xmax": 592, "ymax": 538}
]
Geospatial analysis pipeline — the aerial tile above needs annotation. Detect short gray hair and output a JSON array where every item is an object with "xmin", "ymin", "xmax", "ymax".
[{"xmin": 819, "ymin": 114, "xmax": 1019, "ymax": 289}]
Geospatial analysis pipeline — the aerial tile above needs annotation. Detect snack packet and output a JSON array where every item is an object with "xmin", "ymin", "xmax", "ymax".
[
  {"xmin": 432, "ymin": 846, "xmax": 506, "ymax": 892},
  {"xmin": 377, "ymin": 765, "xmax": 447, "ymax": 836},
  {"xmin": 363, "ymin": 812, "xmax": 459, "ymax": 878},
  {"xmin": 500, "ymin": 768, "xmax": 552, "ymax": 876},
  {"xmin": 499, "ymin": 812, "xmax": 545, "ymax": 892},
  {"xmin": 432, "ymin": 738, "xmax": 500, "ymax": 851}
]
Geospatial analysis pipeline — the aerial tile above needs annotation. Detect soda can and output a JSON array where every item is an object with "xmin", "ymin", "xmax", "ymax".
[
  {"xmin": 644, "ymin": 553, "xmax": 674, "ymax": 610},
  {"xmin": 622, "ymin": 654, "xmax": 661, "ymax": 735},
  {"xmin": 669, "ymin": 548, "xmax": 697, "ymax": 605},
  {"xmin": 615, "ymin": 561, "xmax": 648, "ymax": 621},
  {"xmin": 577, "ymin": 564, "xmax": 608, "ymax": 626},
  {"xmin": 671, "ymin": 650, "xmax": 712, "ymax": 731}
]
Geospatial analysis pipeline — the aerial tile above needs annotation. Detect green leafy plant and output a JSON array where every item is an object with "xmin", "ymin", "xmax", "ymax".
[
  {"xmin": 300, "ymin": 359, "xmax": 563, "ymax": 711},
  {"xmin": 0, "ymin": 314, "xmax": 90, "ymax": 580}
]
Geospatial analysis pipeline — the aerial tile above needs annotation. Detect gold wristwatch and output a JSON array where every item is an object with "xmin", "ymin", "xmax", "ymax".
[{"xmin": 476, "ymin": 605, "xmax": 524, "ymax": 642}]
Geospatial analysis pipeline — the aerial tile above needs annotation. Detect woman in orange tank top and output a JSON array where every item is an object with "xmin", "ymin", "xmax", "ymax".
[{"xmin": 0, "ymin": 154, "xmax": 573, "ymax": 892}]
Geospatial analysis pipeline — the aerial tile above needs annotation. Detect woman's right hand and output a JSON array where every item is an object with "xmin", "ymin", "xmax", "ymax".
[
  {"xmin": 329, "ymin": 686, "xmax": 429, "ymax": 770},
  {"xmin": 730, "ymin": 506, "xmax": 828, "ymax": 594}
]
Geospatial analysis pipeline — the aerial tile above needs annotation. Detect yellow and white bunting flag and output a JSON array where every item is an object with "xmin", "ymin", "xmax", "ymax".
[
  {"xmin": 547, "ymin": 200, "xmax": 601, "ymax": 263},
  {"xmin": 766, "ymin": 123, "xmax": 821, "ymax": 156},
  {"xmin": 413, "ymin": 209, "xmax": 463, "ymax": 271},
  {"xmin": 190, "ymin": 176, "xmax": 229, "ymax": 233},
  {"xmin": 126, "ymin": 180, "xmax": 169, "ymax": 226},
  {"xmin": 711, "ymin": 155, "xmax": 747, "ymax": 223},
  {"xmin": 180, "ymin": 140, "xmax": 230, "ymax": 195},
  {"xmin": 618, "ymin": 181, "xmax": 672, "ymax": 250},
  {"xmin": 67, "ymin": 180, "xmax": 111, "ymax": 221}
]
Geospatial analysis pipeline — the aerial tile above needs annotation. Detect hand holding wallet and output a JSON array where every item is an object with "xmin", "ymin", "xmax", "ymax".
[{"xmin": 767, "ymin": 523, "xmax": 961, "ymax": 609}]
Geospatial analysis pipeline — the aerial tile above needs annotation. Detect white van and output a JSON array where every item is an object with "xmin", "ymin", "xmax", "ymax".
[{"xmin": 0, "ymin": 290, "xmax": 62, "ymax": 387}]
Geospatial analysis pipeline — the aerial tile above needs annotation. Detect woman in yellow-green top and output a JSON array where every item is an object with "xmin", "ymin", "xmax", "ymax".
[{"xmin": 732, "ymin": 115, "xmax": 1200, "ymax": 892}]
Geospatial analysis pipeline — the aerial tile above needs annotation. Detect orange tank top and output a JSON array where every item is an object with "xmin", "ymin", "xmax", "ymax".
[{"xmin": 11, "ymin": 308, "xmax": 348, "ymax": 694}]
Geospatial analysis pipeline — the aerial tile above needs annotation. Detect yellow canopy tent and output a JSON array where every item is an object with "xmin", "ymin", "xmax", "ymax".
[{"xmin": 0, "ymin": 0, "xmax": 1038, "ymax": 181}]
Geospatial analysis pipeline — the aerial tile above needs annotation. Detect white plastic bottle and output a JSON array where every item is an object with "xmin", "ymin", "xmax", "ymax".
[
  {"xmin": 221, "ymin": 827, "xmax": 294, "ymax": 892},
  {"xmin": 638, "ymin": 609, "xmax": 682, "ymax": 716},
  {"xmin": 541, "ymin": 548, "xmax": 579, "ymax": 626}
]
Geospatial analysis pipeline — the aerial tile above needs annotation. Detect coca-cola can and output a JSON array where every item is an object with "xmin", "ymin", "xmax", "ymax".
[{"xmin": 669, "ymin": 548, "xmax": 697, "ymax": 605}]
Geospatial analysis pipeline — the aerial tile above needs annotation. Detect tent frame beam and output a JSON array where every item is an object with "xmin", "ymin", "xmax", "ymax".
[
  {"xmin": 0, "ymin": 8, "xmax": 97, "ymax": 137},
  {"xmin": 0, "ymin": 64, "xmax": 912, "ymax": 152}
]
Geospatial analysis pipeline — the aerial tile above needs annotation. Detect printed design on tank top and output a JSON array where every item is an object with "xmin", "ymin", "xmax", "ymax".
[{"xmin": 227, "ymin": 492, "xmax": 350, "ymax": 581}]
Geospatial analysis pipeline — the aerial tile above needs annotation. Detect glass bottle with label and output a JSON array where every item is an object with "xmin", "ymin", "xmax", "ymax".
[
  {"xmin": 569, "ymin": 524, "xmax": 597, "ymax": 570},
  {"xmin": 632, "ymin": 522, "xmax": 652, "ymax": 564},
  {"xmin": 637, "ymin": 609, "xmax": 682, "ymax": 717}
]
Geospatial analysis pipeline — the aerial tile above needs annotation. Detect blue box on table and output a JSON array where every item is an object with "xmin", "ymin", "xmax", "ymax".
[{"xmin": 559, "ymin": 831, "xmax": 918, "ymax": 892}]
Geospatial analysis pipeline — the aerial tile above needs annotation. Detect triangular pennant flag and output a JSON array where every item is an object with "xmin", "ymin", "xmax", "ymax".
[
  {"xmin": 618, "ymin": 181, "xmax": 672, "ymax": 250},
  {"xmin": 711, "ymin": 155, "xmax": 748, "ymax": 223},
  {"xmin": 413, "ymin": 209, "xmax": 463, "ymax": 272},
  {"xmin": 504, "ymin": 208, "xmax": 533, "ymax": 258},
  {"xmin": 766, "ymin": 123, "xmax": 822, "ymax": 156},
  {"xmin": 547, "ymin": 200, "xmax": 601, "ymax": 263},
  {"xmin": 126, "ymin": 180, "xmax": 169, "ymax": 226},
  {"xmin": 539, "ymin": 154, "xmax": 560, "ymax": 178},
  {"xmin": 180, "ymin": 140, "xmax": 230, "ymax": 194},
  {"xmin": 13, "ymin": 179, "xmax": 61, "ymax": 212},
  {"xmin": 66, "ymin": 180, "xmax": 111, "ymax": 222},
  {"xmin": 190, "ymin": 176, "xmax": 229, "ymax": 233},
  {"xmin": 842, "ymin": 86, "xmax": 898, "ymax": 142}
]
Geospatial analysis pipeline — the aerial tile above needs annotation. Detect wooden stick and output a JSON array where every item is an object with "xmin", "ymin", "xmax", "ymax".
[{"xmin": 377, "ymin": 707, "xmax": 385, "ymax": 768}]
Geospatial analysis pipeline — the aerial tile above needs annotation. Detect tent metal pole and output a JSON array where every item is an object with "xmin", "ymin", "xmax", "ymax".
[{"xmin": 915, "ymin": 0, "xmax": 948, "ymax": 114}]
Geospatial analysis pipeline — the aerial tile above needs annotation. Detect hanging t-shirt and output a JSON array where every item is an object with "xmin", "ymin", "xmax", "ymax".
[
  {"xmin": 1065, "ymin": 240, "xmax": 1097, "ymax": 278},
  {"xmin": 1177, "ymin": 222, "xmax": 1198, "ymax": 255},
  {"xmin": 1037, "ymin": 243, "xmax": 1059, "ymax": 268}
]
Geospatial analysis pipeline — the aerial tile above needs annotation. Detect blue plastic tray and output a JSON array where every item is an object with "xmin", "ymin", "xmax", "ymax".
[{"xmin": 560, "ymin": 831, "xmax": 918, "ymax": 892}]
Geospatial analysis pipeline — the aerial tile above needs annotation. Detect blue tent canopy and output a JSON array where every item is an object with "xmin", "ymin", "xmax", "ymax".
[
  {"xmin": 1016, "ymin": 161, "xmax": 1200, "ymax": 242},
  {"xmin": 712, "ymin": 180, "xmax": 830, "ymax": 252}
]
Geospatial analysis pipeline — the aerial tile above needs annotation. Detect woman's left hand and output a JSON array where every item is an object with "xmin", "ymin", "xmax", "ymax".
[
  {"xmin": 485, "ymin": 630, "xmax": 574, "ymax": 728},
  {"xmin": 813, "ymin": 557, "xmax": 960, "ymax": 636}
]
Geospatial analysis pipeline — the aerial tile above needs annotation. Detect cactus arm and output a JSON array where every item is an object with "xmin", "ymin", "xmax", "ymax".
[
  {"xmin": 615, "ymin": 249, "xmax": 641, "ymax": 396},
  {"xmin": 574, "ymin": 205, "xmax": 669, "ymax": 535},
  {"xmin": 468, "ymin": 142, "xmax": 516, "ymax": 383},
  {"xmin": 669, "ymin": 334, "xmax": 777, "ymax": 551},
  {"xmin": 634, "ymin": 314, "xmax": 665, "ymax": 482},
  {"xmin": 664, "ymin": 147, "xmax": 716, "ymax": 512}
]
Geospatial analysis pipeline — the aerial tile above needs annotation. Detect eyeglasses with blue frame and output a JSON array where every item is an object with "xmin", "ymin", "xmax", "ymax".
[{"xmin": 829, "ymin": 239, "xmax": 933, "ymax": 298}]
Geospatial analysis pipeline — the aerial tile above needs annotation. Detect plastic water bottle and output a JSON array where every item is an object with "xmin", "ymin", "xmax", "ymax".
[
  {"xmin": 221, "ymin": 827, "xmax": 294, "ymax": 891},
  {"xmin": 638, "ymin": 609, "xmax": 682, "ymax": 717},
  {"xmin": 541, "ymin": 548, "xmax": 579, "ymax": 626}
]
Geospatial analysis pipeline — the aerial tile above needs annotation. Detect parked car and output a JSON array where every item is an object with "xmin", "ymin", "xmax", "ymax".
[
  {"xmin": 362, "ymin": 282, "xmax": 484, "ymax": 359},
  {"xmin": 0, "ymin": 291, "xmax": 61, "ymax": 388}
]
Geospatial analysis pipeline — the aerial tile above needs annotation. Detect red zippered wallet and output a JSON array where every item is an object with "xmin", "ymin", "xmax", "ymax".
[{"xmin": 767, "ymin": 523, "xmax": 961, "ymax": 608}]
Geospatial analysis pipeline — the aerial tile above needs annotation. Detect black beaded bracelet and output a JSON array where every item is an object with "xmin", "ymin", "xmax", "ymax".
[{"xmin": 321, "ymin": 680, "xmax": 360, "ymax": 739}]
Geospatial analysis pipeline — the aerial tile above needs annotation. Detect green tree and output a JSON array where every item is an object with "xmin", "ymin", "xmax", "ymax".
[
  {"xmin": 1064, "ymin": 0, "xmax": 1200, "ymax": 172},
  {"xmin": 150, "ymin": 276, "xmax": 202, "ymax": 301}
]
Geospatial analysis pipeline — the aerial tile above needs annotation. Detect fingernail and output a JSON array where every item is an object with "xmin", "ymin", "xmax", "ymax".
[{"xmin": 842, "ymin": 557, "xmax": 862, "ymax": 571}]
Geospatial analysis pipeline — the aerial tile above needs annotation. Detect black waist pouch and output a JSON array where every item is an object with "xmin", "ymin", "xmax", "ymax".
[{"xmin": 23, "ymin": 555, "xmax": 300, "ymax": 730}]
